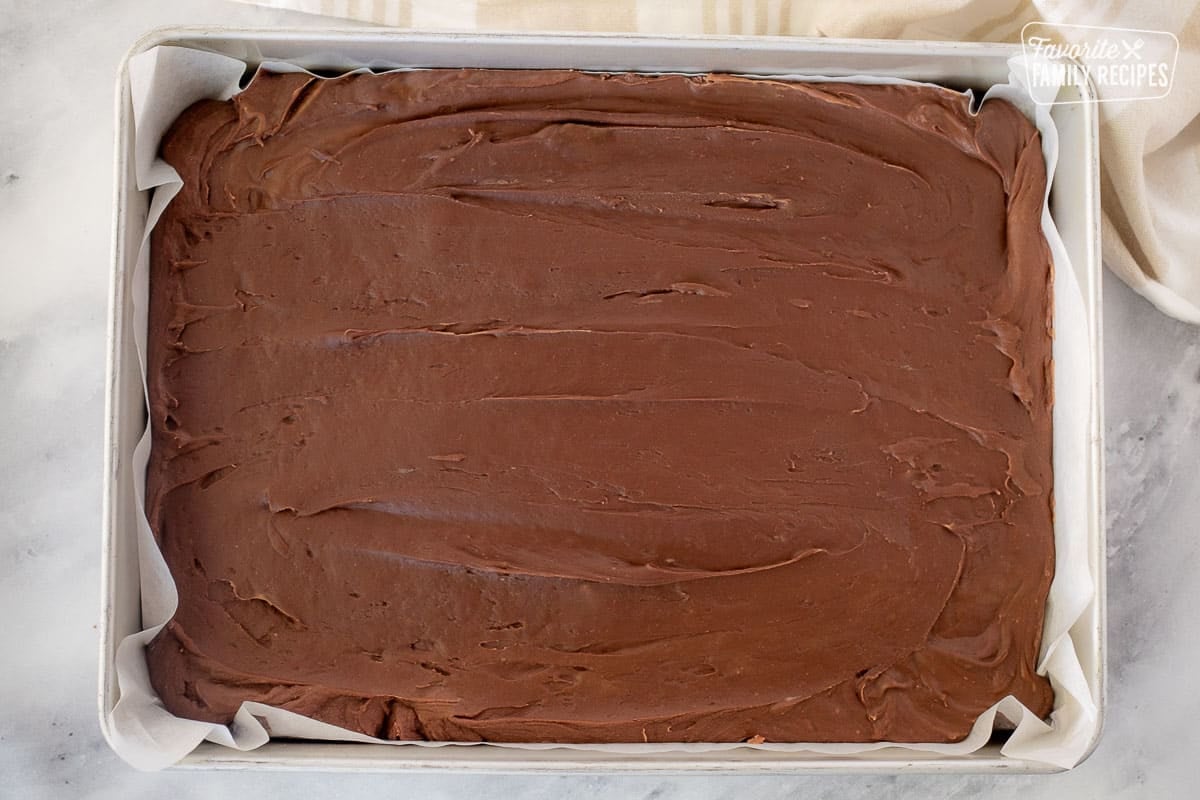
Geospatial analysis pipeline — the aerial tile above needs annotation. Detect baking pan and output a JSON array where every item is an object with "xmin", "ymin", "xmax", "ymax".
[{"xmin": 101, "ymin": 27, "xmax": 1105, "ymax": 773}]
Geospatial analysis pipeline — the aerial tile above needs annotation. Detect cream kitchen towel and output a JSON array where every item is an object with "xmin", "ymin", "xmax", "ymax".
[{"xmin": 235, "ymin": 0, "xmax": 1200, "ymax": 323}]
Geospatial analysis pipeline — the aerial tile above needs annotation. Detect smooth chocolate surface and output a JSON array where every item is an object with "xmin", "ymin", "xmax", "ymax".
[{"xmin": 145, "ymin": 69, "xmax": 1055, "ymax": 743}]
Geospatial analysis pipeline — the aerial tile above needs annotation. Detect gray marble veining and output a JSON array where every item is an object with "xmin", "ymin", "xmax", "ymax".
[{"xmin": 1, "ymin": 0, "xmax": 1197, "ymax": 796}]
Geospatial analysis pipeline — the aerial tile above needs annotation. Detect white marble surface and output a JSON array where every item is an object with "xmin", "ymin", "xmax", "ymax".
[{"xmin": 2, "ymin": 0, "xmax": 1198, "ymax": 796}]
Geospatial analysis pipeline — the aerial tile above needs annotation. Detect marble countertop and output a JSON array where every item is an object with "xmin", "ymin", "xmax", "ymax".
[{"xmin": 2, "ymin": 0, "xmax": 1197, "ymax": 796}]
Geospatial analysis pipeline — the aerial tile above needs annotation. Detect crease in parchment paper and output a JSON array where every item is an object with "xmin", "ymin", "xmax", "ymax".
[{"xmin": 108, "ymin": 45, "xmax": 1098, "ymax": 770}]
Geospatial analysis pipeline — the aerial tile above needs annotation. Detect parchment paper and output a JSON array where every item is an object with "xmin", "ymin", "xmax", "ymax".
[{"xmin": 107, "ymin": 44, "xmax": 1098, "ymax": 770}]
